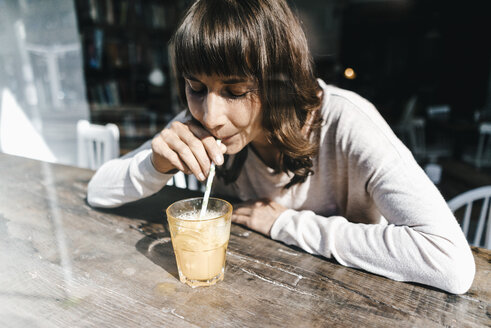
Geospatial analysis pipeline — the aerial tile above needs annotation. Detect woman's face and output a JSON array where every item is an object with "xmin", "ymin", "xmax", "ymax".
[{"xmin": 184, "ymin": 74, "xmax": 267, "ymax": 154}]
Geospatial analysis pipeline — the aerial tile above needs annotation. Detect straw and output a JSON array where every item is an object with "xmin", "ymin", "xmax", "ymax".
[{"xmin": 199, "ymin": 139, "xmax": 221, "ymax": 219}]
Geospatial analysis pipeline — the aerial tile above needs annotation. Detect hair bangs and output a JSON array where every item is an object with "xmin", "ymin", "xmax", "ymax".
[{"xmin": 172, "ymin": 1, "xmax": 257, "ymax": 79}]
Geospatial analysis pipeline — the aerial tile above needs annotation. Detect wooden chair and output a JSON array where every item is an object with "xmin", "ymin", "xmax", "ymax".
[
  {"xmin": 447, "ymin": 185, "xmax": 491, "ymax": 249},
  {"xmin": 77, "ymin": 120, "xmax": 119, "ymax": 169}
]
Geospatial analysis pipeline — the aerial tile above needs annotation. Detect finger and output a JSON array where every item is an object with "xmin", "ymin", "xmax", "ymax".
[
  {"xmin": 152, "ymin": 133, "xmax": 191, "ymax": 173},
  {"xmin": 156, "ymin": 141, "xmax": 191, "ymax": 174},
  {"xmin": 186, "ymin": 120, "xmax": 212, "ymax": 139},
  {"xmin": 231, "ymin": 213, "xmax": 249, "ymax": 226},
  {"xmin": 232, "ymin": 207, "xmax": 253, "ymax": 228},
  {"xmin": 151, "ymin": 132, "xmax": 190, "ymax": 174},
  {"xmin": 177, "ymin": 125, "xmax": 212, "ymax": 177},
  {"xmin": 165, "ymin": 126, "xmax": 206, "ymax": 180},
  {"xmin": 188, "ymin": 124, "xmax": 226, "ymax": 166},
  {"xmin": 171, "ymin": 138, "xmax": 207, "ymax": 181},
  {"xmin": 204, "ymin": 136, "xmax": 226, "ymax": 166},
  {"xmin": 233, "ymin": 204, "xmax": 253, "ymax": 214}
]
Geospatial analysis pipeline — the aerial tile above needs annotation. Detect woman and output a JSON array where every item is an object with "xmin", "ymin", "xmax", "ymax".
[{"xmin": 87, "ymin": 0, "xmax": 475, "ymax": 294}]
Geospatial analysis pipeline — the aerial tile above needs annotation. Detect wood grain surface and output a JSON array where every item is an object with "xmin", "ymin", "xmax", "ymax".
[{"xmin": 0, "ymin": 153, "xmax": 489, "ymax": 327}]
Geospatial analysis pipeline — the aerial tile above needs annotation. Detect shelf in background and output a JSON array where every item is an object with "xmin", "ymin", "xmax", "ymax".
[{"xmin": 74, "ymin": 0, "xmax": 186, "ymax": 140}]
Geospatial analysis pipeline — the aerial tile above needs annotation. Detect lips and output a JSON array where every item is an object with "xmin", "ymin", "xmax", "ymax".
[{"xmin": 218, "ymin": 133, "xmax": 236, "ymax": 143}]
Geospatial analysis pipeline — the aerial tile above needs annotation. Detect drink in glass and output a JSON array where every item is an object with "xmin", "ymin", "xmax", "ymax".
[{"xmin": 166, "ymin": 197, "xmax": 232, "ymax": 287}]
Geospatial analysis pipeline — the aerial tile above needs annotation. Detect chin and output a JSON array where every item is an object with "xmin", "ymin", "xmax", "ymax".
[{"xmin": 222, "ymin": 132, "xmax": 252, "ymax": 155}]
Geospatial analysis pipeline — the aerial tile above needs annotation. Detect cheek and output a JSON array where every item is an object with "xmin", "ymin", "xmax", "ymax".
[
  {"xmin": 232, "ymin": 100, "xmax": 262, "ymax": 129},
  {"xmin": 186, "ymin": 95, "xmax": 203, "ymax": 119},
  {"xmin": 229, "ymin": 110, "xmax": 253, "ymax": 128}
]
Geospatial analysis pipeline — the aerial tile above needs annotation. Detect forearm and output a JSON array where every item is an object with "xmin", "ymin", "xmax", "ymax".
[
  {"xmin": 270, "ymin": 209, "xmax": 475, "ymax": 294},
  {"xmin": 87, "ymin": 148, "xmax": 172, "ymax": 208}
]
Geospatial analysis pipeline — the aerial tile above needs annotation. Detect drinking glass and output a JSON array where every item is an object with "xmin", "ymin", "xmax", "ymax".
[{"xmin": 166, "ymin": 197, "xmax": 232, "ymax": 287}]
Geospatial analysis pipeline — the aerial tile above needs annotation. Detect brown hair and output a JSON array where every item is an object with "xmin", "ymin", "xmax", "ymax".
[{"xmin": 170, "ymin": 0, "xmax": 322, "ymax": 188}]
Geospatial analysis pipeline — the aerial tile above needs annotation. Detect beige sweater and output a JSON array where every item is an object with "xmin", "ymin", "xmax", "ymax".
[{"xmin": 87, "ymin": 80, "xmax": 475, "ymax": 294}]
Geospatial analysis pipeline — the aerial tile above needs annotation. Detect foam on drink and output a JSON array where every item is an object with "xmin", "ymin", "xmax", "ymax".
[{"xmin": 177, "ymin": 210, "xmax": 222, "ymax": 221}]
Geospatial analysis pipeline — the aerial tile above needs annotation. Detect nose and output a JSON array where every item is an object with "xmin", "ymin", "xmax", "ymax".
[{"xmin": 202, "ymin": 92, "xmax": 226, "ymax": 131}]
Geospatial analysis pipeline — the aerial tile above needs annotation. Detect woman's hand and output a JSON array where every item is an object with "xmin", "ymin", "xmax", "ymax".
[
  {"xmin": 232, "ymin": 199, "xmax": 287, "ymax": 236},
  {"xmin": 151, "ymin": 120, "xmax": 226, "ymax": 181}
]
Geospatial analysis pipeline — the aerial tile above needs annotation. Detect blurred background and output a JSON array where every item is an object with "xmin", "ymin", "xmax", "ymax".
[{"xmin": 0, "ymin": 0, "xmax": 490, "ymax": 200}]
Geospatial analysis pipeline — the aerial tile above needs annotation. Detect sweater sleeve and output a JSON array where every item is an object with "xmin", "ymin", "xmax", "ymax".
[
  {"xmin": 271, "ymin": 95, "xmax": 475, "ymax": 294},
  {"xmin": 270, "ymin": 202, "xmax": 475, "ymax": 294},
  {"xmin": 87, "ymin": 141, "xmax": 173, "ymax": 208},
  {"xmin": 87, "ymin": 110, "xmax": 190, "ymax": 208}
]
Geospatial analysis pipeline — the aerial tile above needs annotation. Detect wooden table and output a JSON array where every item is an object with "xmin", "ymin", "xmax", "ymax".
[{"xmin": 0, "ymin": 153, "xmax": 489, "ymax": 327}]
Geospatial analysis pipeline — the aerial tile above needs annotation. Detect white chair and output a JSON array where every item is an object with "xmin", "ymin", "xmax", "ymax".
[
  {"xmin": 394, "ymin": 98, "xmax": 452, "ymax": 164},
  {"xmin": 394, "ymin": 95, "xmax": 419, "ymax": 132},
  {"xmin": 462, "ymin": 122, "xmax": 491, "ymax": 169},
  {"xmin": 447, "ymin": 185, "xmax": 491, "ymax": 249},
  {"xmin": 77, "ymin": 120, "xmax": 119, "ymax": 169},
  {"xmin": 427, "ymin": 104, "xmax": 451, "ymax": 121},
  {"xmin": 393, "ymin": 96, "xmax": 430, "ymax": 161},
  {"xmin": 166, "ymin": 171, "xmax": 203, "ymax": 191},
  {"xmin": 393, "ymin": 95, "xmax": 419, "ymax": 148},
  {"xmin": 411, "ymin": 117, "xmax": 452, "ymax": 161},
  {"xmin": 424, "ymin": 104, "xmax": 453, "ymax": 160},
  {"xmin": 404, "ymin": 118, "xmax": 444, "ymax": 184},
  {"xmin": 407, "ymin": 117, "xmax": 427, "ymax": 161}
]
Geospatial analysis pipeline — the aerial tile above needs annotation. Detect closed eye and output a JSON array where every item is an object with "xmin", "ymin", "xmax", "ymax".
[
  {"xmin": 227, "ymin": 90, "xmax": 249, "ymax": 99},
  {"xmin": 226, "ymin": 87, "xmax": 258, "ymax": 100},
  {"xmin": 188, "ymin": 86, "xmax": 206, "ymax": 95},
  {"xmin": 185, "ymin": 80, "xmax": 206, "ymax": 96}
]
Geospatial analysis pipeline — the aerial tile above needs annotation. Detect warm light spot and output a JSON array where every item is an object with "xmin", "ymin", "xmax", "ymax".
[{"xmin": 344, "ymin": 67, "xmax": 356, "ymax": 80}]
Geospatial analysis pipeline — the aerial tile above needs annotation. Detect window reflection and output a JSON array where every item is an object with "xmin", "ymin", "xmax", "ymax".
[{"xmin": 0, "ymin": 0, "xmax": 89, "ymax": 166}]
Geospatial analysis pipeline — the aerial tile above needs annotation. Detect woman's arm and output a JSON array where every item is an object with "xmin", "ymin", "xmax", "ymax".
[
  {"xmin": 87, "ymin": 140, "xmax": 173, "ymax": 208},
  {"xmin": 232, "ymin": 186, "xmax": 475, "ymax": 294},
  {"xmin": 87, "ymin": 110, "xmax": 189, "ymax": 208},
  {"xmin": 268, "ymin": 104, "xmax": 475, "ymax": 294},
  {"xmin": 87, "ymin": 110, "xmax": 226, "ymax": 208},
  {"xmin": 270, "ymin": 192, "xmax": 475, "ymax": 295}
]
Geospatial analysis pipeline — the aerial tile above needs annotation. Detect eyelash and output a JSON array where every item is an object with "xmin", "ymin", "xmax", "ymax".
[
  {"xmin": 187, "ymin": 86, "xmax": 206, "ymax": 96},
  {"xmin": 186, "ymin": 84, "xmax": 250, "ymax": 100}
]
